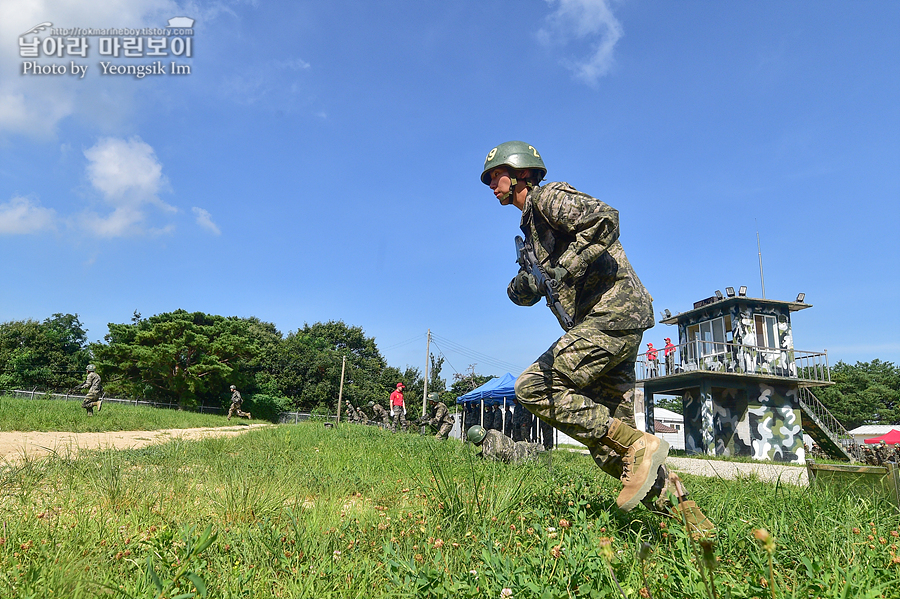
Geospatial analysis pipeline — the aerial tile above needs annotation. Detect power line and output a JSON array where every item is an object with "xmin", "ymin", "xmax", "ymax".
[
  {"xmin": 429, "ymin": 332, "xmax": 526, "ymax": 374},
  {"xmin": 429, "ymin": 340, "xmax": 460, "ymax": 378},
  {"xmin": 378, "ymin": 333, "xmax": 425, "ymax": 352}
]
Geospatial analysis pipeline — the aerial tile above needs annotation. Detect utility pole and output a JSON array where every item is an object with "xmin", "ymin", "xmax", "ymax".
[
  {"xmin": 421, "ymin": 329, "xmax": 431, "ymax": 418},
  {"xmin": 336, "ymin": 355, "xmax": 346, "ymax": 424}
]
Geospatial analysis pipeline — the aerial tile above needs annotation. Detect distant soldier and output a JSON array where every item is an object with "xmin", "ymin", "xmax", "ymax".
[
  {"xmin": 343, "ymin": 403, "xmax": 358, "ymax": 423},
  {"xmin": 863, "ymin": 446, "xmax": 877, "ymax": 465},
  {"xmin": 539, "ymin": 418, "xmax": 554, "ymax": 450},
  {"xmin": 355, "ymin": 404, "xmax": 369, "ymax": 425},
  {"xmin": 79, "ymin": 364, "xmax": 103, "ymax": 416},
  {"xmin": 417, "ymin": 393, "xmax": 455, "ymax": 440},
  {"xmin": 646, "ymin": 343, "xmax": 659, "ymax": 378},
  {"xmin": 468, "ymin": 425, "xmax": 545, "ymax": 464},
  {"xmin": 368, "ymin": 401, "xmax": 390, "ymax": 427},
  {"xmin": 504, "ymin": 403, "xmax": 514, "ymax": 436},
  {"xmin": 227, "ymin": 385, "xmax": 251, "ymax": 420},
  {"xmin": 875, "ymin": 440, "xmax": 888, "ymax": 465},
  {"xmin": 892, "ymin": 444, "xmax": 900, "ymax": 464},
  {"xmin": 512, "ymin": 399, "xmax": 529, "ymax": 442},
  {"xmin": 664, "ymin": 338, "xmax": 676, "ymax": 375},
  {"xmin": 390, "ymin": 383, "xmax": 409, "ymax": 432}
]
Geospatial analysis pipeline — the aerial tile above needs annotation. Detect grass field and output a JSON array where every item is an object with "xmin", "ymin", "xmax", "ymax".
[
  {"xmin": 1, "ymin": 398, "xmax": 898, "ymax": 598},
  {"xmin": 0, "ymin": 396, "xmax": 234, "ymax": 432}
]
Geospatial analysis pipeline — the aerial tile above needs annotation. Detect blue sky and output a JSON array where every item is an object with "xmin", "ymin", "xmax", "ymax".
[{"xmin": 1, "ymin": 0, "xmax": 898, "ymax": 384}]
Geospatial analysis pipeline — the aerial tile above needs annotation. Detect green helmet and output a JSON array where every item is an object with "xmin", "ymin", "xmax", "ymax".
[
  {"xmin": 481, "ymin": 141, "xmax": 547, "ymax": 185},
  {"xmin": 86, "ymin": 364, "xmax": 96, "ymax": 372},
  {"xmin": 427, "ymin": 392, "xmax": 440, "ymax": 402},
  {"xmin": 467, "ymin": 425, "xmax": 487, "ymax": 445},
  {"xmin": 367, "ymin": 401, "xmax": 375, "ymax": 407}
]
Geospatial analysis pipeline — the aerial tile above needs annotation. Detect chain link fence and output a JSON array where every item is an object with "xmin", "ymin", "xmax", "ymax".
[{"xmin": 0, "ymin": 388, "xmax": 225, "ymax": 414}]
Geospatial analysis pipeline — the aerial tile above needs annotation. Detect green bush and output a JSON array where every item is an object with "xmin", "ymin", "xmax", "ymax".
[{"xmin": 240, "ymin": 393, "xmax": 291, "ymax": 422}]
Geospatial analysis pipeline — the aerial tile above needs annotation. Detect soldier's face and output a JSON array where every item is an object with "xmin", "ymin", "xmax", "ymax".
[{"xmin": 488, "ymin": 168, "xmax": 513, "ymax": 204}]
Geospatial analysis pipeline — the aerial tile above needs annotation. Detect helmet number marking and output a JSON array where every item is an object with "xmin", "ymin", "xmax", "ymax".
[
  {"xmin": 528, "ymin": 145, "xmax": 540, "ymax": 158},
  {"xmin": 486, "ymin": 147, "xmax": 497, "ymax": 161}
]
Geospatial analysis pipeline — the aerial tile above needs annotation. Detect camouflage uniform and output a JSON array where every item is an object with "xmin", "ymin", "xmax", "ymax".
[
  {"xmin": 863, "ymin": 446, "xmax": 877, "ymax": 465},
  {"xmin": 512, "ymin": 401, "xmax": 530, "ymax": 441},
  {"xmin": 371, "ymin": 403, "xmax": 390, "ymax": 427},
  {"xmin": 420, "ymin": 401, "xmax": 455, "ymax": 440},
  {"xmin": 79, "ymin": 370, "xmax": 102, "ymax": 415},
  {"xmin": 875, "ymin": 441, "xmax": 888, "ymax": 466},
  {"xmin": 511, "ymin": 182, "xmax": 655, "ymax": 476},
  {"xmin": 228, "ymin": 388, "xmax": 250, "ymax": 420},
  {"xmin": 478, "ymin": 429, "xmax": 545, "ymax": 464}
]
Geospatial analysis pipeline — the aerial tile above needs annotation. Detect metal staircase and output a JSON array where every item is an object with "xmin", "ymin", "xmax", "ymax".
[{"xmin": 798, "ymin": 387, "xmax": 859, "ymax": 462}]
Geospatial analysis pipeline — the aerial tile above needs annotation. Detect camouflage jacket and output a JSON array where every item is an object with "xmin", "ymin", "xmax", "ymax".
[
  {"xmin": 509, "ymin": 182, "xmax": 654, "ymax": 331},
  {"xmin": 80, "ymin": 372, "xmax": 102, "ymax": 396},
  {"xmin": 372, "ymin": 404, "xmax": 389, "ymax": 420},
  {"xmin": 424, "ymin": 402, "xmax": 454, "ymax": 427},
  {"xmin": 479, "ymin": 430, "xmax": 544, "ymax": 464},
  {"xmin": 231, "ymin": 389, "xmax": 242, "ymax": 405}
]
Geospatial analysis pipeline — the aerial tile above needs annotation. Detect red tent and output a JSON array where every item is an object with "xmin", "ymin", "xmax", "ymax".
[{"xmin": 863, "ymin": 429, "xmax": 900, "ymax": 444}]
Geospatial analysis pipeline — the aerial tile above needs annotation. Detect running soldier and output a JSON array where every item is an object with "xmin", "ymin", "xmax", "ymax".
[
  {"xmin": 79, "ymin": 364, "xmax": 103, "ymax": 416},
  {"xmin": 227, "ymin": 384, "xmax": 251, "ymax": 420},
  {"xmin": 467, "ymin": 425, "xmax": 545, "ymax": 464},
  {"xmin": 481, "ymin": 141, "xmax": 712, "ymax": 531}
]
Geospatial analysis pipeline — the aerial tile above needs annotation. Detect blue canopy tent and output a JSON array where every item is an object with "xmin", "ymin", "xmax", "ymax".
[{"xmin": 456, "ymin": 372, "xmax": 518, "ymax": 405}]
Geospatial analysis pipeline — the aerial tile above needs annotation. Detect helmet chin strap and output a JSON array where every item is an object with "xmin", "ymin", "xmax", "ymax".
[{"xmin": 498, "ymin": 177, "xmax": 518, "ymax": 201}]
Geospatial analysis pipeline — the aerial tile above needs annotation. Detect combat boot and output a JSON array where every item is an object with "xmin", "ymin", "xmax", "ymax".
[
  {"xmin": 600, "ymin": 418, "xmax": 669, "ymax": 512},
  {"xmin": 97, "ymin": 399, "xmax": 102, "ymax": 412},
  {"xmin": 245, "ymin": 412, "xmax": 251, "ymax": 420}
]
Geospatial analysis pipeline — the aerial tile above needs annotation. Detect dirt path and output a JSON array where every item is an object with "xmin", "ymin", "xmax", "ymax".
[{"xmin": 0, "ymin": 424, "xmax": 269, "ymax": 464}]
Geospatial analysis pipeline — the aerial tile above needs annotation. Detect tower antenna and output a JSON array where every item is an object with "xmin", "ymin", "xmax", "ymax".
[{"xmin": 756, "ymin": 221, "xmax": 766, "ymax": 299}]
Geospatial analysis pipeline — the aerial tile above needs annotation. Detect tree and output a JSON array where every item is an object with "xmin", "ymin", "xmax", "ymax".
[
  {"xmin": 92, "ymin": 310, "xmax": 264, "ymax": 407},
  {"xmin": 450, "ymin": 365, "xmax": 496, "ymax": 398},
  {"xmin": 654, "ymin": 395, "xmax": 683, "ymax": 415},
  {"xmin": 0, "ymin": 314, "xmax": 90, "ymax": 390},
  {"xmin": 816, "ymin": 360, "xmax": 900, "ymax": 429},
  {"xmin": 272, "ymin": 320, "xmax": 392, "ymax": 412}
]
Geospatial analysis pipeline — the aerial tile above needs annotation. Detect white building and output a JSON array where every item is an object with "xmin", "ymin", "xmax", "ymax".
[{"xmin": 847, "ymin": 425, "xmax": 900, "ymax": 447}]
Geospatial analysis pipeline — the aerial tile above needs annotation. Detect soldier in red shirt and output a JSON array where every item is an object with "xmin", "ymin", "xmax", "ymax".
[
  {"xmin": 389, "ymin": 383, "xmax": 408, "ymax": 432},
  {"xmin": 646, "ymin": 343, "xmax": 659, "ymax": 378},
  {"xmin": 664, "ymin": 338, "xmax": 677, "ymax": 375}
]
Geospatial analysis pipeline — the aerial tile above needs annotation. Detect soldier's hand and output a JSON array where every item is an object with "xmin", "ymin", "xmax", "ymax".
[
  {"xmin": 546, "ymin": 266, "xmax": 569, "ymax": 284},
  {"xmin": 512, "ymin": 271, "xmax": 539, "ymax": 296}
]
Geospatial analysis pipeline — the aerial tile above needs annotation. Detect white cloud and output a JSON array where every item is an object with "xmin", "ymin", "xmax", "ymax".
[
  {"xmin": 192, "ymin": 207, "xmax": 221, "ymax": 235},
  {"xmin": 81, "ymin": 136, "xmax": 175, "ymax": 237},
  {"xmin": 538, "ymin": 0, "xmax": 624, "ymax": 86},
  {"xmin": 0, "ymin": 0, "xmax": 182, "ymax": 138},
  {"xmin": 0, "ymin": 196, "xmax": 56, "ymax": 234}
]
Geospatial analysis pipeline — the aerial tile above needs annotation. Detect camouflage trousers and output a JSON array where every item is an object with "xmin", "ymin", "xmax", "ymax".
[
  {"xmin": 228, "ymin": 402, "xmax": 249, "ymax": 419},
  {"xmin": 515, "ymin": 325, "xmax": 644, "ymax": 474},
  {"xmin": 82, "ymin": 394, "xmax": 101, "ymax": 415},
  {"xmin": 434, "ymin": 421, "xmax": 453, "ymax": 440},
  {"xmin": 391, "ymin": 407, "xmax": 408, "ymax": 432}
]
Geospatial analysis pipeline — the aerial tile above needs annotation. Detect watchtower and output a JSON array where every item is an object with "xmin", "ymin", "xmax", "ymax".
[{"xmin": 637, "ymin": 288, "xmax": 847, "ymax": 464}]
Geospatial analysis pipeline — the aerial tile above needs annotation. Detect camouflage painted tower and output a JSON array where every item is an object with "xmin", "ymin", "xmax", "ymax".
[{"xmin": 637, "ymin": 288, "xmax": 844, "ymax": 464}]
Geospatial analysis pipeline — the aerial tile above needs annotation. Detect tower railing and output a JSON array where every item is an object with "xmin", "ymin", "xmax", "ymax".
[{"xmin": 637, "ymin": 340, "xmax": 830, "ymax": 383}]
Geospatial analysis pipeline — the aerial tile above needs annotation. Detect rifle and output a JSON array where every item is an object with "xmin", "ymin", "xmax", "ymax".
[{"xmin": 515, "ymin": 235, "xmax": 575, "ymax": 330}]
